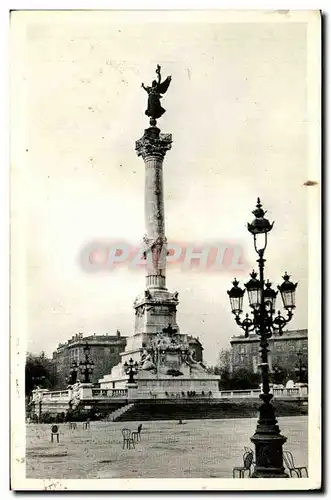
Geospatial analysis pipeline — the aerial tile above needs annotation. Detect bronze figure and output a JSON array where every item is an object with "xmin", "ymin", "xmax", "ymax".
[{"xmin": 142, "ymin": 65, "xmax": 171, "ymax": 125}]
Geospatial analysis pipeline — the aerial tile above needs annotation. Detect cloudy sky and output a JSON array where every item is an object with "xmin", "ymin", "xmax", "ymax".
[{"xmin": 12, "ymin": 10, "xmax": 316, "ymax": 365}]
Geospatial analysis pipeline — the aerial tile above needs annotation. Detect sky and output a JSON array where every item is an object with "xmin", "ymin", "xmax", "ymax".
[{"xmin": 12, "ymin": 11, "xmax": 312, "ymax": 365}]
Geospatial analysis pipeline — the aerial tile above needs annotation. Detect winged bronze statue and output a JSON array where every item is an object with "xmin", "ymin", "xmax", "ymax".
[{"xmin": 141, "ymin": 65, "xmax": 172, "ymax": 125}]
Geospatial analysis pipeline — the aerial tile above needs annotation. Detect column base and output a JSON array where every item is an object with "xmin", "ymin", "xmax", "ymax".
[
  {"xmin": 250, "ymin": 394, "xmax": 288, "ymax": 478},
  {"xmin": 79, "ymin": 383, "xmax": 93, "ymax": 399},
  {"xmin": 250, "ymin": 431, "xmax": 288, "ymax": 478}
]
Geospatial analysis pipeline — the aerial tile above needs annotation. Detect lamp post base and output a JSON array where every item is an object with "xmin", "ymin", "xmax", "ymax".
[
  {"xmin": 250, "ymin": 433, "xmax": 288, "ymax": 478},
  {"xmin": 250, "ymin": 394, "xmax": 288, "ymax": 478}
]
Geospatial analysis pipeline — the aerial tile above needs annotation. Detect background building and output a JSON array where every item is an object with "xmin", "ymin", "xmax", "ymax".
[
  {"xmin": 52, "ymin": 332, "xmax": 127, "ymax": 388},
  {"xmin": 230, "ymin": 329, "xmax": 308, "ymax": 380}
]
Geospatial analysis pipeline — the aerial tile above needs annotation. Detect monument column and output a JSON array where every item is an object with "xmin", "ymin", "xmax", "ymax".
[
  {"xmin": 130, "ymin": 65, "xmax": 178, "ymax": 341},
  {"xmin": 136, "ymin": 126, "xmax": 172, "ymax": 290}
]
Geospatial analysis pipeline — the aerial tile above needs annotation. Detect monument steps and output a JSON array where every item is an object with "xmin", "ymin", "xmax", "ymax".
[
  {"xmin": 107, "ymin": 403, "xmax": 135, "ymax": 422},
  {"xmin": 115, "ymin": 400, "xmax": 308, "ymax": 422}
]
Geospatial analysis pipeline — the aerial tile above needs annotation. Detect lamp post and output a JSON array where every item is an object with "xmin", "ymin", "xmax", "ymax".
[
  {"xmin": 66, "ymin": 360, "xmax": 79, "ymax": 386},
  {"xmin": 295, "ymin": 351, "xmax": 307, "ymax": 383},
  {"xmin": 79, "ymin": 343, "xmax": 94, "ymax": 384},
  {"xmin": 124, "ymin": 358, "xmax": 139, "ymax": 384},
  {"xmin": 38, "ymin": 400, "xmax": 42, "ymax": 423},
  {"xmin": 227, "ymin": 198, "xmax": 298, "ymax": 478}
]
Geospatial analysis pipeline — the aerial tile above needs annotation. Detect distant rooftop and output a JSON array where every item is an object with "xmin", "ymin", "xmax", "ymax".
[
  {"xmin": 56, "ymin": 330, "xmax": 126, "ymax": 349},
  {"xmin": 230, "ymin": 328, "xmax": 308, "ymax": 343}
]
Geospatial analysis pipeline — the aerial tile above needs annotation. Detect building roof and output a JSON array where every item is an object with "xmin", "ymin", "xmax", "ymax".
[
  {"xmin": 55, "ymin": 332, "xmax": 127, "ymax": 350},
  {"xmin": 230, "ymin": 328, "xmax": 308, "ymax": 344}
]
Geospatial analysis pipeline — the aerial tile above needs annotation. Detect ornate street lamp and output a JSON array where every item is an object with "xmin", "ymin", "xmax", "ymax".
[
  {"xmin": 227, "ymin": 278, "xmax": 245, "ymax": 316},
  {"xmin": 66, "ymin": 360, "xmax": 79, "ymax": 386},
  {"xmin": 278, "ymin": 272, "xmax": 297, "ymax": 310},
  {"xmin": 79, "ymin": 343, "xmax": 94, "ymax": 384},
  {"xmin": 227, "ymin": 198, "xmax": 298, "ymax": 478},
  {"xmin": 124, "ymin": 358, "xmax": 139, "ymax": 384},
  {"xmin": 264, "ymin": 280, "xmax": 278, "ymax": 314},
  {"xmin": 295, "ymin": 351, "xmax": 307, "ymax": 383},
  {"xmin": 38, "ymin": 400, "xmax": 42, "ymax": 423}
]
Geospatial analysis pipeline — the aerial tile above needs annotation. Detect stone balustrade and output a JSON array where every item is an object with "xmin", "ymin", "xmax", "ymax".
[
  {"xmin": 31, "ymin": 389, "xmax": 69, "ymax": 402},
  {"xmin": 31, "ymin": 386, "xmax": 128, "ymax": 404},
  {"xmin": 31, "ymin": 384, "xmax": 307, "ymax": 404},
  {"xmin": 217, "ymin": 385, "xmax": 308, "ymax": 399},
  {"xmin": 218, "ymin": 389, "xmax": 261, "ymax": 398},
  {"xmin": 91, "ymin": 388, "xmax": 128, "ymax": 398},
  {"xmin": 48, "ymin": 391, "xmax": 69, "ymax": 399}
]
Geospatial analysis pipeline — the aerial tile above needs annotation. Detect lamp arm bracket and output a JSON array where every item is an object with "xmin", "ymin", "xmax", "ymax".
[
  {"xmin": 235, "ymin": 313, "xmax": 256, "ymax": 337},
  {"xmin": 271, "ymin": 309, "xmax": 294, "ymax": 335}
]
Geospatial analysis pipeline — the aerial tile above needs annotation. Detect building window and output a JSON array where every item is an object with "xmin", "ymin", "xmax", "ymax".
[
  {"xmin": 238, "ymin": 344, "xmax": 247, "ymax": 355},
  {"xmin": 268, "ymin": 353, "xmax": 272, "ymax": 371},
  {"xmin": 252, "ymin": 356, "xmax": 259, "ymax": 373},
  {"xmin": 252, "ymin": 343, "xmax": 259, "ymax": 354}
]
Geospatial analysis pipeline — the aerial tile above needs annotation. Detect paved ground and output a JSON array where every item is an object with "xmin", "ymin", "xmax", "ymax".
[{"xmin": 26, "ymin": 416, "xmax": 308, "ymax": 479}]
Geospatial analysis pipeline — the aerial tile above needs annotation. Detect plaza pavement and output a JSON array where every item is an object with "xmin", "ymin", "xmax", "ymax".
[{"xmin": 26, "ymin": 416, "xmax": 308, "ymax": 479}]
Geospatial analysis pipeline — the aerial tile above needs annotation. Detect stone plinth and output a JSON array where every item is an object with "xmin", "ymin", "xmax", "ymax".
[
  {"xmin": 133, "ymin": 289, "xmax": 179, "ymax": 338},
  {"xmin": 126, "ymin": 383, "xmax": 138, "ymax": 400},
  {"xmin": 32, "ymin": 388, "xmax": 49, "ymax": 403},
  {"xmin": 79, "ymin": 383, "xmax": 93, "ymax": 399},
  {"xmin": 99, "ymin": 369, "xmax": 220, "ymax": 399}
]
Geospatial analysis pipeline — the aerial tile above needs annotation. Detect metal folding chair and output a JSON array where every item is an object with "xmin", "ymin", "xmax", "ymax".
[
  {"xmin": 122, "ymin": 428, "xmax": 135, "ymax": 449},
  {"xmin": 233, "ymin": 451, "xmax": 254, "ymax": 478},
  {"xmin": 132, "ymin": 424, "xmax": 142, "ymax": 442},
  {"xmin": 283, "ymin": 450, "xmax": 308, "ymax": 477},
  {"xmin": 50, "ymin": 425, "xmax": 60, "ymax": 443}
]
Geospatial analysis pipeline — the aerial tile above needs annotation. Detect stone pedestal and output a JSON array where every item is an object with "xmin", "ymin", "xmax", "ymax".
[
  {"xmin": 250, "ymin": 394, "xmax": 288, "ymax": 478},
  {"xmin": 126, "ymin": 383, "xmax": 138, "ymax": 400},
  {"xmin": 79, "ymin": 383, "xmax": 93, "ymax": 399},
  {"xmin": 67, "ymin": 386, "xmax": 73, "ymax": 401},
  {"xmin": 32, "ymin": 388, "xmax": 49, "ymax": 403}
]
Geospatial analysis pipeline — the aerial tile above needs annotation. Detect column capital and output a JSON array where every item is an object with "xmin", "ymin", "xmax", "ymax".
[{"xmin": 135, "ymin": 126, "xmax": 172, "ymax": 161}]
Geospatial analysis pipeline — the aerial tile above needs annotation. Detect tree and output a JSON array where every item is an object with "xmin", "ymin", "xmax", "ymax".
[
  {"xmin": 214, "ymin": 348, "xmax": 232, "ymax": 389},
  {"xmin": 271, "ymin": 365, "xmax": 287, "ymax": 385},
  {"xmin": 228, "ymin": 368, "xmax": 260, "ymax": 390},
  {"xmin": 217, "ymin": 348, "xmax": 232, "ymax": 371},
  {"xmin": 213, "ymin": 348, "xmax": 260, "ymax": 390},
  {"xmin": 25, "ymin": 352, "xmax": 57, "ymax": 396}
]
